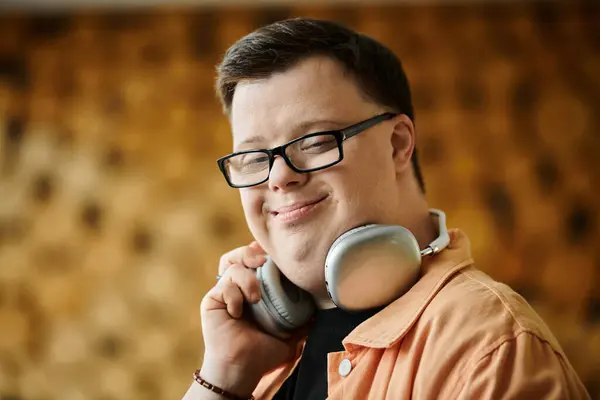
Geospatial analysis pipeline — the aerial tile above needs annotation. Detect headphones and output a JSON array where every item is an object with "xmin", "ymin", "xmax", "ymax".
[{"xmin": 247, "ymin": 209, "xmax": 450, "ymax": 339}]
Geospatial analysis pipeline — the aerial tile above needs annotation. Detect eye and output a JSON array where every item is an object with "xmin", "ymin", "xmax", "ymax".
[
  {"xmin": 229, "ymin": 152, "xmax": 270, "ymax": 173},
  {"xmin": 241, "ymin": 153, "xmax": 269, "ymax": 164},
  {"xmin": 299, "ymin": 135, "xmax": 337, "ymax": 152}
]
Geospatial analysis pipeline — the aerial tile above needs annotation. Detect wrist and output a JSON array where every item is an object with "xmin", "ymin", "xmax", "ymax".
[{"xmin": 199, "ymin": 359, "xmax": 261, "ymax": 398}]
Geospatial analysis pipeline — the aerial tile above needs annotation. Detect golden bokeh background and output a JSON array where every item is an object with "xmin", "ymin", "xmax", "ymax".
[{"xmin": 0, "ymin": 1, "xmax": 599, "ymax": 399}]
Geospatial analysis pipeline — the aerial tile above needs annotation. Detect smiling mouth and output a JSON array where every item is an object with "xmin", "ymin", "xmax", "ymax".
[{"xmin": 270, "ymin": 195, "xmax": 329, "ymax": 223}]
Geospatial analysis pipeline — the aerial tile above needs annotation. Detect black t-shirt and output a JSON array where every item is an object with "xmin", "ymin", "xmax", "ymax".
[{"xmin": 273, "ymin": 306, "xmax": 383, "ymax": 400}]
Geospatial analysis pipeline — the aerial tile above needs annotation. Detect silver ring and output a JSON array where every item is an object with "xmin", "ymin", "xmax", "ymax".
[{"xmin": 216, "ymin": 274, "xmax": 222, "ymax": 281}]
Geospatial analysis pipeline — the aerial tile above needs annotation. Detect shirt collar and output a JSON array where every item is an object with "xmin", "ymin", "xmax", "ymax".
[{"xmin": 342, "ymin": 228, "xmax": 475, "ymax": 350}]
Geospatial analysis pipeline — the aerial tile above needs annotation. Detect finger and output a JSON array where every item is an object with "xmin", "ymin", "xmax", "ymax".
[
  {"xmin": 218, "ymin": 244, "xmax": 267, "ymax": 275},
  {"xmin": 222, "ymin": 281, "xmax": 245, "ymax": 318},
  {"xmin": 201, "ymin": 286, "xmax": 225, "ymax": 314},
  {"xmin": 249, "ymin": 241, "xmax": 264, "ymax": 252},
  {"xmin": 241, "ymin": 242, "xmax": 267, "ymax": 268},
  {"xmin": 218, "ymin": 246, "xmax": 245, "ymax": 275},
  {"xmin": 208, "ymin": 280, "xmax": 245, "ymax": 319},
  {"xmin": 225, "ymin": 263, "xmax": 262, "ymax": 304}
]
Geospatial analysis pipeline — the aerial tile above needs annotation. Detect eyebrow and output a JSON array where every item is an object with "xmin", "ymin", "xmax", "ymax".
[{"xmin": 235, "ymin": 118, "xmax": 349, "ymax": 148}]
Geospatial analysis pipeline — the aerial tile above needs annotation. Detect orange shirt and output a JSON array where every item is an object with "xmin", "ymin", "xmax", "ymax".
[{"xmin": 252, "ymin": 229, "xmax": 590, "ymax": 399}]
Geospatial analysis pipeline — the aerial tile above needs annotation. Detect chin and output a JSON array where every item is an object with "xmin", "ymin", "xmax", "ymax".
[
  {"xmin": 266, "ymin": 221, "xmax": 329, "ymax": 259},
  {"xmin": 273, "ymin": 232, "xmax": 316, "ymax": 263},
  {"xmin": 282, "ymin": 260, "xmax": 326, "ymax": 295},
  {"xmin": 265, "ymin": 230, "xmax": 327, "ymax": 279}
]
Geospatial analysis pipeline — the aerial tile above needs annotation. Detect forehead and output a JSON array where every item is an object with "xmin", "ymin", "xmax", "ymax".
[{"xmin": 229, "ymin": 56, "xmax": 378, "ymax": 148}]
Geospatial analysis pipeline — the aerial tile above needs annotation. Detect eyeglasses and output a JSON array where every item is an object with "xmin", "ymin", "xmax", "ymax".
[{"xmin": 217, "ymin": 112, "xmax": 397, "ymax": 188}]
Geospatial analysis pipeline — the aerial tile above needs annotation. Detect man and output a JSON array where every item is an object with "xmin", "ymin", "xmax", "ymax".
[{"xmin": 183, "ymin": 18, "xmax": 590, "ymax": 400}]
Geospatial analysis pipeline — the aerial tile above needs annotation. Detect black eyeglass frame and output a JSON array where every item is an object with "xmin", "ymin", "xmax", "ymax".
[{"xmin": 217, "ymin": 112, "xmax": 397, "ymax": 188}]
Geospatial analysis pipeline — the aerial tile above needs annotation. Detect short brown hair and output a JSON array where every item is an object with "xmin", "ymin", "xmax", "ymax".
[{"xmin": 215, "ymin": 17, "xmax": 425, "ymax": 193}]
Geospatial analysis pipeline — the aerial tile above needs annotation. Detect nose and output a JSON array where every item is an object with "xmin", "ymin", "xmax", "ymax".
[{"xmin": 268, "ymin": 156, "xmax": 307, "ymax": 192}]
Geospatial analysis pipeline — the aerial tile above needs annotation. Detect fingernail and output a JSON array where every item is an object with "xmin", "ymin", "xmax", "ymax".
[{"xmin": 252, "ymin": 254, "xmax": 267, "ymax": 263}]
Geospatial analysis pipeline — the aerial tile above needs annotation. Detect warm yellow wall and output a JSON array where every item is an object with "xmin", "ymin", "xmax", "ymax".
[{"xmin": 0, "ymin": 3, "xmax": 599, "ymax": 399}]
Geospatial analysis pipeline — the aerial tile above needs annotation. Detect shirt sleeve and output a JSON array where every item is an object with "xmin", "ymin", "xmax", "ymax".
[{"xmin": 457, "ymin": 331, "xmax": 591, "ymax": 400}]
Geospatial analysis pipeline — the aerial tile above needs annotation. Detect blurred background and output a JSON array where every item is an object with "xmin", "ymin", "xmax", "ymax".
[{"xmin": 0, "ymin": 0, "xmax": 598, "ymax": 399}]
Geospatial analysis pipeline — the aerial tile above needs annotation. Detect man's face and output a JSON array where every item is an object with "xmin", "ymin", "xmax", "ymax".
[{"xmin": 229, "ymin": 56, "xmax": 412, "ymax": 297}]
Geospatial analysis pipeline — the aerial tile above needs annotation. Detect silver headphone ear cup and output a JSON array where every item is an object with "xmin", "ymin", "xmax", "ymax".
[
  {"xmin": 248, "ymin": 258, "xmax": 315, "ymax": 339},
  {"xmin": 247, "ymin": 266, "xmax": 293, "ymax": 339},
  {"xmin": 260, "ymin": 258, "xmax": 315, "ymax": 327},
  {"xmin": 325, "ymin": 225, "xmax": 422, "ymax": 311}
]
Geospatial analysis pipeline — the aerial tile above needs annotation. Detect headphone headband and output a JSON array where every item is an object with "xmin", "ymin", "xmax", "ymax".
[{"xmin": 421, "ymin": 209, "xmax": 450, "ymax": 257}]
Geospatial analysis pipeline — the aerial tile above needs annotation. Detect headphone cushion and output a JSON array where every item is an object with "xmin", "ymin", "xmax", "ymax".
[{"xmin": 259, "ymin": 258, "xmax": 315, "ymax": 329}]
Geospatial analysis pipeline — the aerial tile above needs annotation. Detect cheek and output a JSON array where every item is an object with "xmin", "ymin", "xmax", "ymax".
[
  {"xmin": 239, "ymin": 190, "xmax": 265, "ymax": 230},
  {"xmin": 355, "ymin": 141, "xmax": 396, "ymax": 184},
  {"xmin": 335, "ymin": 151, "xmax": 395, "ymax": 210}
]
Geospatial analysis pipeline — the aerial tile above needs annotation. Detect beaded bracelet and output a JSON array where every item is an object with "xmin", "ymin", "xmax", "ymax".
[{"xmin": 193, "ymin": 369, "xmax": 256, "ymax": 400}]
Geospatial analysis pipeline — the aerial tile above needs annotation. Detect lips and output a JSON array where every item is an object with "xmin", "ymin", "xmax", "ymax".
[
  {"xmin": 270, "ymin": 195, "xmax": 327, "ymax": 215},
  {"xmin": 271, "ymin": 195, "xmax": 328, "ymax": 215},
  {"xmin": 266, "ymin": 194, "xmax": 329, "ymax": 224}
]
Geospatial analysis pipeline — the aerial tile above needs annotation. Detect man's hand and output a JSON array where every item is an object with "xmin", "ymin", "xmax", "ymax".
[{"xmin": 186, "ymin": 242, "xmax": 306, "ymax": 399}]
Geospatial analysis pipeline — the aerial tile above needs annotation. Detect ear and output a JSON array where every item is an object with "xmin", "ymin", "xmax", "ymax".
[{"xmin": 390, "ymin": 114, "xmax": 415, "ymax": 173}]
